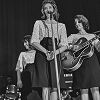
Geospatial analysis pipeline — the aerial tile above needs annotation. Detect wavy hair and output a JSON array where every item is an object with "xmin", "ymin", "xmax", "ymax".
[
  {"xmin": 41, "ymin": 0, "xmax": 59, "ymax": 20},
  {"xmin": 74, "ymin": 15, "xmax": 89, "ymax": 31}
]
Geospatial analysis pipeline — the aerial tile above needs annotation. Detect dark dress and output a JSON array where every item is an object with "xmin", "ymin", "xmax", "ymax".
[
  {"xmin": 32, "ymin": 37, "xmax": 66, "ymax": 89},
  {"xmin": 21, "ymin": 63, "xmax": 35, "ymax": 100},
  {"xmin": 72, "ymin": 48, "xmax": 100, "ymax": 89}
]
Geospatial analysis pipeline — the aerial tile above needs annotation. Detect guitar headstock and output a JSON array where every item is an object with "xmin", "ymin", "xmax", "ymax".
[
  {"xmin": 93, "ymin": 30, "xmax": 100, "ymax": 38},
  {"xmin": 94, "ymin": 34, "xmax": 100, "ymax": 39}
]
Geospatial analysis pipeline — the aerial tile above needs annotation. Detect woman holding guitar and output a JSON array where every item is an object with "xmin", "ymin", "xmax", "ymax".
[
  {"xmin": 67, "ymin": 15, "xmax": 100, "ymax": 100},
  {"xmin": 30, "ymin": 0, "xmax": 68, "ymax": 100}
]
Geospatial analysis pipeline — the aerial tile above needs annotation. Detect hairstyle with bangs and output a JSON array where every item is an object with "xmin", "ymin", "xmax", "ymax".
[
  {"xmin": 74, "ymin": 15, "xmax": 89, "ymax": 31},
  {"xmin": 41, "ymin": 0, "xmax": 59, "ymax": 20}
]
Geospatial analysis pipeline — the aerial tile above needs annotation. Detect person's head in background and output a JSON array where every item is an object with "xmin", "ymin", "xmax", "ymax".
[
  {"xmin": 23, "ymin": 35, "xmax": 33, "ymax": 51},
  {"xmin": 74, "ymin": 15, "xmax": 89, "ymax": 32},
  {"xmin": 41, "ymin": 0, "xmax": 59, "ymax": 20}
]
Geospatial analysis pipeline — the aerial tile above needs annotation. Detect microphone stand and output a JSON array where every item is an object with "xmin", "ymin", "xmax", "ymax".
[{"xmin": 50, "ymin": 14, "xmax": 61, "ymax": 100}]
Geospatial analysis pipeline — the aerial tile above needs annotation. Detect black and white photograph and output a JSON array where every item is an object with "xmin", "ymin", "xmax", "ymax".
[{"xmin": 0, "ymin": 0, "xmax": 100, "ymax": 100}]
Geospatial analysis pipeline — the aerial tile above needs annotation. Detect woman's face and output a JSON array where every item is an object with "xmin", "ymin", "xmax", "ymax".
[
  {"xmin": 24, "ymin": 40, "xmax": 30, "ymax": 50},
  {"xmin": 75, "ymin": 18, "xmax": 84, "ymax": 31},
  {"xmin": 43, "ymin": 3, "xmax": 54, "ymax": 17}
]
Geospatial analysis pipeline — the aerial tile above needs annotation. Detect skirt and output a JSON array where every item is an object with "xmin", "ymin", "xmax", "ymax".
[
  {"xmin": 21, "ymin": 63, "xmax": 35, "ymax": 100},
  {"xmin": 32, "ymin": 37, "xmax": 66, "ymax": 89},
  {"xmin": 72, "ymin": 52, "xmax": 100, "ymax": 89}
]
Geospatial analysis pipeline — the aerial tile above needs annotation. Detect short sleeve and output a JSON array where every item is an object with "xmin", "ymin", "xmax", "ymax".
[
  {"xmin": 94, "ymin": 40, "xmax": 100, "ymax": 52},
  {"xmin": 92, "ymin": 36, "xmax": 100, "ymax": 52},
  {"xmin": 59, "ymin": 24, "xmax": 68, "ymax": 46},
  {"xmin": 15, "ymin": 52, "xmax": 24, "ymax": 72},
  {"xmin": 31, "ymin": 20, "xmax": 40, "ymax": 44},
  {"xmin": 67, "ymin": 34, "xmax": 75, "ymax": 44}
]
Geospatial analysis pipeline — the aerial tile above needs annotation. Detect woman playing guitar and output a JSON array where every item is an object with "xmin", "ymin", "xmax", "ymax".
[{"xmin": 67, "ymin": 15, "xmax": 100, "ymax": 100}]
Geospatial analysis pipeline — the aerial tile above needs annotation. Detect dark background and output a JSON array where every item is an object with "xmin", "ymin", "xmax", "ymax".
[{"xmin": 0, "ymin": 0, "xmax": 100, "ymax": 85}]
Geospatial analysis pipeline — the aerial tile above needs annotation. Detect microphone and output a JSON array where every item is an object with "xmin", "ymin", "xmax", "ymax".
[
  {"xmin": 47, "ymin": 11, "xmax": 53, "ymax": 14},
  {"xmin": 47, "ymin": 11, "xmax": 53, "ymax": 19}
]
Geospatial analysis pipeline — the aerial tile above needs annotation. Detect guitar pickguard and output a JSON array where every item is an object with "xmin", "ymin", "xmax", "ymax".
[{"xmin": 61, "ymin": 37, "xmax": 95, "ymax": 72}]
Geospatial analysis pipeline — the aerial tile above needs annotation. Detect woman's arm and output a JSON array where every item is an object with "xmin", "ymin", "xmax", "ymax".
[
  {"xmin": 31, "ymin": 42, "xmax": 47, "ymax": 54},
  {"xmin": 32, "ymin": 42, "xmax": 54, "ymax": 61},
  {"xmin": 94, "ymin": 39, "xmax": 100, "ymax": 52},
  {"xmin": 16, "ymin": 53, "xmax": 23, "ymax": 88},
  {"xmin": 31, "ymin": 20, "xmax": 49, "ymax": 55},
  {"xmin": 56, "ymin": 24, "xmax": 69, "ymax": 55},
  {"xmin": 16, "ymin": 70, "xmax": 23, "ymax": 88},
  {"xmin": 17, "ymin": 70, "xmax": 21, "ymax": 82},
  {"xmin": 55, "ymin": 45, "xmax": 68, "ymax": 55},
  {"xmin": 91, "ymin": 34, "xmax": 100, "ymax": 52}
]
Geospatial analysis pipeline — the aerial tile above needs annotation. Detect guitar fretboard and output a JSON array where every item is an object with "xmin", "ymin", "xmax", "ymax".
[{"xmin": 77, "ymin": 35, "xmax": 99, "ymax": 51}]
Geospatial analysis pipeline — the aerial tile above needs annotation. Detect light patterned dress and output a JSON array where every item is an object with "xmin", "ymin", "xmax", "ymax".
[
  {"xmin": 31, "ymin": 20, "xmax": 68, "ymax": 88},
  {"xmin": 16, "ymin": 50, "xmax": 36, "ymax": 72},
  {"xmin": 16, "ymin": 50, "xmax": 36, "ymax": 88}
]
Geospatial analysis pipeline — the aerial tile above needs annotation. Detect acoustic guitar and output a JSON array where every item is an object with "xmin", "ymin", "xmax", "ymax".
[{"xmin": 61, "ymin": 34, "xmax": 100, "ymax": 72}]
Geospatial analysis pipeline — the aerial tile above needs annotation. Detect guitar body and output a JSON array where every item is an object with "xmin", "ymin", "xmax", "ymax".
[{"xmin": 61, "ymin": 37, "xmax": 94, "ymax": 72}]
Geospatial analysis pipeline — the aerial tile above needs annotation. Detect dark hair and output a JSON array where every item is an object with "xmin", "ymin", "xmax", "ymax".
[
  {"xmin": 41, "ymin": 0, "xmax": 59, "ymax": 20},
  {"xmin": 22, "ymin": 35, "xmax": 33, "ymax": 50},
  {"xmin": 23, "ymin": 35, "xmax": 31, "ymax": 43},
  {"xmin": 74, "ymin": 15, "xmax": 89, "ymax": 31}
]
